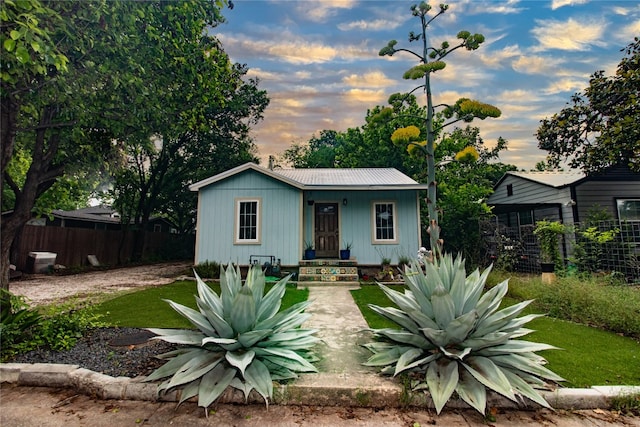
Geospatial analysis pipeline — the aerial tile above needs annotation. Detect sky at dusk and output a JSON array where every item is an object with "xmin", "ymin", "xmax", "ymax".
[{"xmin": 213, "ymin": 0, "xmax": 640, "ymax": 170}]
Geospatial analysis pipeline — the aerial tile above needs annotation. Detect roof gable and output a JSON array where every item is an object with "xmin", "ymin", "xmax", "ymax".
[
  {"xmin": 190, "ymin": 162, "xmax": 428, "ymax": 191},
  {"xmin": 494, "ymin": 170, "xmax": 587, "ymax": 190}
]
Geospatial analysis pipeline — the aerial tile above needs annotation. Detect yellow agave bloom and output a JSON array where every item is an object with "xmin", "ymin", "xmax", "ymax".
[
  {"xmin": 391, "ymin": 125, "xmax": 421, "ymax": 144},
  {"xmin": 455, "ymin": 145, "xmax": 479, "ymax": 162},
  {"xmin": 407, "ymin": 140, "xmax": 427, "ymax": 155}
]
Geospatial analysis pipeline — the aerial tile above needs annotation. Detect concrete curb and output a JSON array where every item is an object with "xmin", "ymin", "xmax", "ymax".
[{"xmin": 2, "ymin": 362, "xmax": 638, "ymax": 411}]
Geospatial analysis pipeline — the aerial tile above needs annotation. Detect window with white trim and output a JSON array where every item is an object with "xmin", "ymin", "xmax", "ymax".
[
  {"xmin": 617, "ymin": 199, "xmax": 640, "ymax": 221},
  {"xmin": 235, "ymin": 198, "xmax": 261, "ymax": 243},
  {"xmin": 373, "ymin": 201, "xmax": 397, "ymax": 243}
]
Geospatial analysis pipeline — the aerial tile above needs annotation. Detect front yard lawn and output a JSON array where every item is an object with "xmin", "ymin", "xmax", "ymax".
[
  {"xmin": 351, "ymin": 283, "xmax": 640, "ymax": 388},
  {"xmin": 95, "ymin": 280, "xmax": 308, "ymax": 328}
]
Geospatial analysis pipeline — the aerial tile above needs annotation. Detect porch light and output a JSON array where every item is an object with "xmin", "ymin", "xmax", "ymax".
[
  {"xmin": 307, "ymin": 200, "xmax": 314, "ymax": 206},
  {"xmin": 343, "ymin": 198, "xmax": 348, "ymax": 206}
]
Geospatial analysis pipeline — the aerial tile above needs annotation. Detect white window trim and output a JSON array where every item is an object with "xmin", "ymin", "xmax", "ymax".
[
  {"xmin": 372, "ymin": 201, "xmax": 398, "ymax": 244},
  {"xmin": 234, "ymin": 198, "xmax": 262, "ymax": 244}
]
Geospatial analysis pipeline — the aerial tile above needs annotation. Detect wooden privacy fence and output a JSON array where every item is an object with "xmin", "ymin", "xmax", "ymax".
[{"xmin": 13, "ymin": 225, "xmax": 194, "ymax": 271}]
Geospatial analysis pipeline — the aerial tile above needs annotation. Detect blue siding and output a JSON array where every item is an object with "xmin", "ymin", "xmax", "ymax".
[
  {"xmin": 304, "ymin": 189, "xmax": 422, "ymax": 265},
  {"xmin": 195, "ymin": 170, "xmax": 302, "ymax": 266}
]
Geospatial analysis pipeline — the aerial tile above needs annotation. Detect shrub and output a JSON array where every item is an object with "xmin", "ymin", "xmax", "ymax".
[
  {"xmin": 363, "ymin": 254, "xmax": 563, "ymax": 415},
  {"xmin": 145, "ymin": 264, "xmax": 319, "ymax": 410},
  {"xmin": 0, "ymin": 290, "xmax": 42, "ymax": 361},
  {"xmin": 193, "ymin": 260, "xmax": 221, "ymax": 279}
]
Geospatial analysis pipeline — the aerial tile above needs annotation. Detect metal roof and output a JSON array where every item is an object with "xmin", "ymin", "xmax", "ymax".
[
  {"xmin": 507, "ymin": 171, "xmax": 587, "ymax": 188},
  {"xmin": 189, "ymin": 163, "xmax": 428, "ymax": 191}
]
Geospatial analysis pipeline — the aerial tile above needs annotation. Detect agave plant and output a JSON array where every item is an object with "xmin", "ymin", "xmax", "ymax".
[
  {"xmin": 144, "ymin": 264, "xmax": 319, "ymax": 410},
  {"xmin": 363, "ymin": 253, "xmax": 563, "ymax": 414}
]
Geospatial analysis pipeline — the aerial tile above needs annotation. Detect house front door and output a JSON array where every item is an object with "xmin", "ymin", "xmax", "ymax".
[{"xmin": 314, "ymin": 202, "xmax": 339, "ymax": 258}]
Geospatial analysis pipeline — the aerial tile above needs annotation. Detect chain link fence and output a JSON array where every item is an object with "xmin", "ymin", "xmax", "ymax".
[{"xmin": 480, "ymin": 217, "xmax": 640, "ymax": 284}]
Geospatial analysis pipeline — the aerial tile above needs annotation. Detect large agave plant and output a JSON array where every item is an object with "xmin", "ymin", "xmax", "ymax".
[
  {"xmin": 144, "ymin": 264, "xmax": 319, "ymax": 410},
  {"xmin": 363, "ymin": 254, "xmax": 563, "ymax": 414}
]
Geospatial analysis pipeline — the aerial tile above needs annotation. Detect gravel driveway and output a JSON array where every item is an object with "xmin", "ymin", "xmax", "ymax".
[{"xmin": 9, "ymin": 261, "xmax": 192, "ymax": 306}]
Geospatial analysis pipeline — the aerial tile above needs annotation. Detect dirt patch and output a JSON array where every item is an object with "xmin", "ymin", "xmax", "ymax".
[{"xmin": 8, "ymin": 261, "xmax": 192, "ymax": 306}]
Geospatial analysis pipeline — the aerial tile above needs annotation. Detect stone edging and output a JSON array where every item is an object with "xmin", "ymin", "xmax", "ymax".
[{"xmin": 2, "ymin": 363, "xmax": 639, "ymax": 411}]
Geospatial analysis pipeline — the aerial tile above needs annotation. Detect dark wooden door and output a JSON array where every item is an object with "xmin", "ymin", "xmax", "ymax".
[{"xmin": 314, "ymin": 203, "xmax": 339, "ymax": 258}]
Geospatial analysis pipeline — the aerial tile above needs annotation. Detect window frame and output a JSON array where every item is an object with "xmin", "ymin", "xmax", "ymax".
[
  {"xmin": 371, "ymin": 201, "xmax": 398, "ymax": 244},
  {"xmin": 234, "ymin": 198, "xmax": 262, "ymax": 244},
  {"xmin": 616, "ymin": 198, "xmax": 640, "ymax": 221}
]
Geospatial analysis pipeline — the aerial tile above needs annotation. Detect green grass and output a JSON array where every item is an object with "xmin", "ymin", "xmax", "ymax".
[
  {"xmin": 351, "ymin": 283, "xmax": 640, "ymax": 387},
  {"xmin": 95, "ymin": 280, "xmax": 308, "ymax": 328}
]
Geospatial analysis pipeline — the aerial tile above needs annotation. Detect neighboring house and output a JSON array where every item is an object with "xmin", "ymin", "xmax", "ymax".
[
  {"xmin": 487, "ymin": 165, "xmax": 640, "ymax": 230},
  {"xmin": 28, "ymin": 206, "xmax": 177, "ymax": 233},
  {"xmin": 189, "ymin": 162, "xmax": 428, "ymax": 267},
  {"xmin": 485, "ymin": 165, "xmax": 640, "ymax": 278}
]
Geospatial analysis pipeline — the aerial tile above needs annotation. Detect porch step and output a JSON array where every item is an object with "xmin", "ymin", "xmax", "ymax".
[{"xmin": 297, "ymin": 259, "xmax": 359, "ymax": 286}]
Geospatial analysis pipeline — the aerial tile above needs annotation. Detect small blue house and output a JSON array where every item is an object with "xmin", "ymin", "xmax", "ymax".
[{"xmin": 189, "ymin": 162, "xmax": 428, "ymax": 269}]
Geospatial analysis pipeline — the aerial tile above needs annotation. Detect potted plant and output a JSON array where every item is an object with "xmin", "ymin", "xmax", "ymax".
[
  {"xmin": 340, "ymin": 241, "xmax": 353, "ymax": 260},
  {"xmin": 533, "ymin": 220, "xmax": 566, "ymax": 282},
  {"xmin": 304, "ymin": 240, "xmax": 316, "ymax": 260}
]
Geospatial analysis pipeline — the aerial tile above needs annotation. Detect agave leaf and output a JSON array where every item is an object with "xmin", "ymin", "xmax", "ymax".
[
  {"xmin": 194, "ymin": 270, "xmax": 223, "ymax": 314},
  {"xmin": 475, "ymin": 280, "xmax": 508, "ymax": 321},
  {"xmin": 202, "ymin": 336, "xmax": 238, "ymax": 346},
  {"xmin": 444, "ymin": 310, "xmax": 478, "ymax": 344},
  {"xmin": 150, "ymin": 331, "xmax": 206, "ymax": 346},
  {"xmin": 448, "ymin": 256, "xmax": 468, "ymax": 316},
  {"xmin": 426, "ymin": 358, "xmax": 459, "ymax": 414},
  {"xmin": 166, "ymin": 351, "xmax": 225, "ymax": 390},
  {"xmin": 220, "ymin": 264, "xmax": 240, "ymax": 319},
  {"xmin": 440, "ymin": 346, "xmax": 472, "ymax": 361},
  {"xmin": 144, "ymin": 348, "xmax": 210, "ymax": 382},
  {"xmin": 230, "ymin": 285, "xmax": 257, "ymax": 334},
  {"xmin": 163, "ymin": 299, "xmax": 218, "ymax": 337},
  {"xmin": 396, "ymin": 352, "xmax": 439, "ymax": 375},
  {"xmin": 379, "ymin": 284, "xmax": 420, "ymax": 313},
  {"xmin": 254, "ymin": 347, "xmax": 318, "ymax": 372},
  {"xmin": 154, "ymin": 348, "xmax": 193, "ymax": 360},
  {"xmin": 369, "ymin": 304, "xmax": 420, "ymax": 334},
  {"xmin": 178, "ymin": 378, "xmax": 201, "ymax": 405},
  {"xmin": 375, "ymin": 328, "xmax": 432, "ymax": 348},
  {"xmin": 274, "ymin": 312, "xmax": 311, "ymax": 333},
  {"xmin": 501, "ymin": 368, "xmax": 552, "ymax": 409},
  {"xmin": 394, "ymin": 348, "xmax": 424, "ymax": 376},
  {"xmin": 236, "ymin": 329, "xmax": 272, "ymax": 347},
  {"xmin": 409, "ymin": 309, "xmax": 440, "ymax": 330},
  {"xmin": 261, "ymin": 355, "xmax": 317, "ymax": 373},
  {"xmin": 263, "ymin": 328, "xmax": 317, "ymax": 343},
  {"xmin": 431, "ymin": 285, "xmax": 455, "ymax": 329},
  {"xmin": 364, "ymin": 347, "xmax": 411, "ymax": 366},
  {"xmin": 267, "ymin": 335, "xmax": 320, "ymax": 350},
  {"xmin": 462, "ymin": 356, "xmax": 516, "ymax": 401},
  {"xmin": 405, "ymin": 262, "xmax": 436, "ymax": 299},
  {"xmin": 455, "ymin": 368, "xmax": 487, "ymax": 414},
  {"xmin": 404, "ymin": 280, "xmax": 435, "ymax": 318},
  {"xmin": 198, "ymin": 363, "xmax": 236, "ymax": 408},
  {"xmin": 244, "ymin": 358, "xmax": 273, "ymax": 406},
  {"xmin": 501, "ymin": 314, "xmax": 545, "ymax": 333},
  {"xmin": 230, "ymin": 377, "xmax": 254, "ymax": 401},
  {"xmin": 225, "ymin": 350, "xmax": 256, "ymax": 376},
  {"xmin": 256, "ymin": 279, "xmax": 286, "ymax": 323},
  {"xmin": 420, "ymin": 327, "xmax": 448, "ymax": 348},
  {"xmin": 491, "ymin": 354, "xmax": 565, "ymax": 382},
  {"xmin": 195, "ymin": 297, "xmax": 235, "ymax": 338},
  {"xmin": 462, "ymin": 265, "xmax": 492, "ymax": 314},
  {"xmin": 462, "ymin": 331, "xmax": 513, "ymax": 350},
  {"xmin": 255, "ymin": 300, "xmax": 311, "ymax": 331},
  {"xmin": 246, "ymin": 266, "xmax": 265, "ymax": 309},
  {"xmin": 423, "ymin": 260, "xmax": 445, "ymax": 291},
  {"xmin": 477, "ymin": 340, "xmax": 559, "ymax": 356},
  {"xmin": 473, "ymin": 300, "xmax": 533, "ymax": 337}
]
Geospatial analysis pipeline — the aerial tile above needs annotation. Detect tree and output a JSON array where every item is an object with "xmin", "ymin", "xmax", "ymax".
[
  {"xmin": 430, "ymin": 127, "xmax": 515, "ymax": 264},
  {"xmin": 0, "ymin": 1, "xmax": 233, "ymax": 295},
  {"xmin": 281, "ymin": 130, "xmax": 341, "ymax": 168},
  {"xmin": 379, "ymin": 2, "xmax": 501, "ymax": 255},
  {"xmin": 536, "ymin": 38, "xmax": 640, "ymax": 173}
]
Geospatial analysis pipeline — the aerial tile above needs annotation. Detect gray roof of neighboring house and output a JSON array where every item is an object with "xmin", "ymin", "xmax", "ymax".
[
  {"xmin": 499, "ymin": 171, "xmax": 587, "ymax": 188},
  {"xmin": 189, "ymin": 162, "xmax": 428, "ymax": 191},
  {"xmin": 52, "ymin": 206, "xmax": 121, "ymax": 224}
]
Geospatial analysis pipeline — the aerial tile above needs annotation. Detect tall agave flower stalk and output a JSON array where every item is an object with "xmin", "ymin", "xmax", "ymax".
[
  {"xmin": 144, "ymin": 264, "xmax": 319, "ymax": 410},
  {"xmin": 363, "ymin": 254, "xmax": 563, "ymax": 414}
]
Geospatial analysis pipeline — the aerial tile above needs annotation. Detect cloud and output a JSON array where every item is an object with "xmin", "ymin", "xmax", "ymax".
[
  {"xmin": 343, "ymin": 88, "xmax": 387, "ymax": 104},
  {"xmin": 550, "ymin": 0, "xmax": 589, "ymax": 10},
  {"xmin": 531, "ymin": 18, "xmax": 607, "ymax": 51},
  {"xmin": 338, "ymin": 15, "xmax": 406, "ymax": 31},
  {"xmin": 298, "ymin": 0, "xmax": 357, "ymax": 22},
  {"xmin": 511, "ymin": 54, "xmax": 562, "ymax": 75},
  {"xmin": 542, "ymin": 77, "xmax": 587, "ymax": 95},
  {"xmin": 342, "ymin": 71, "xmax": 393, "ymax": 88},
  {"xmin": 619, "ymin": 20, "xmax": 640, "ymax": 43},
  {"xmin": 463, "ymin": 0, "xmax": 527, "ymax": 15}
]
